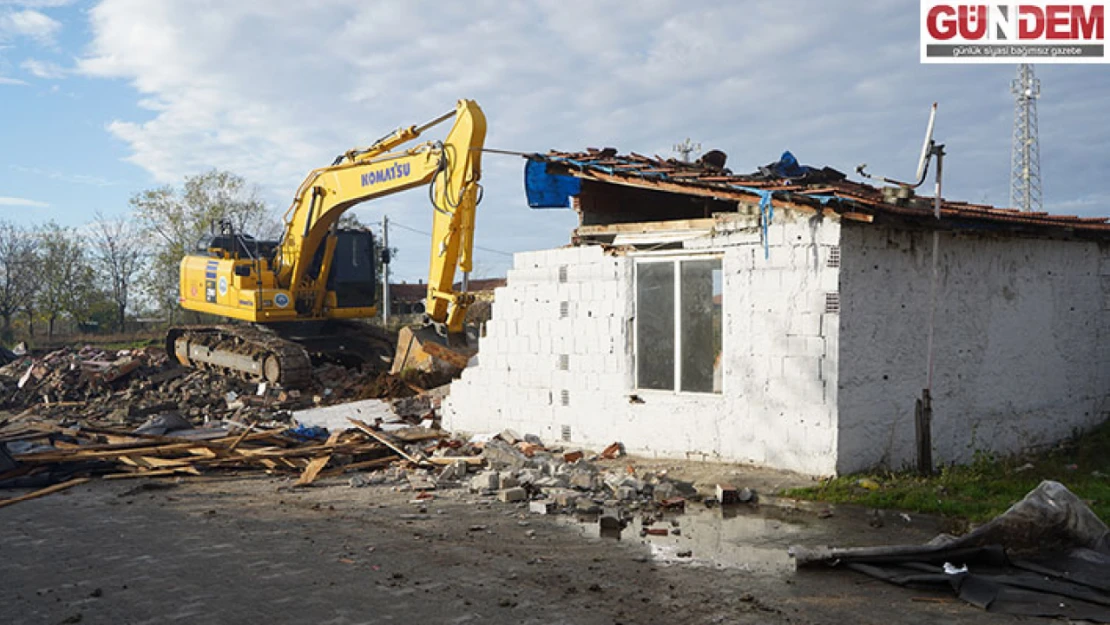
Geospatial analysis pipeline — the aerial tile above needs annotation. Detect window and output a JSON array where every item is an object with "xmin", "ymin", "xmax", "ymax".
[{"xmin": 635, "ymin": 258, "xmax": 723, "ymax": 393}]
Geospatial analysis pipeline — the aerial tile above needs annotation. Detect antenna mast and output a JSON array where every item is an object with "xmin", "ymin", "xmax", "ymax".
[
  {"xmin": 673, "ymin": 138, "xmax": 701, "ymax": 163},
  {"xmin": 1010, "ymin": 64, "xmax": 1042, "ymax": 212}
]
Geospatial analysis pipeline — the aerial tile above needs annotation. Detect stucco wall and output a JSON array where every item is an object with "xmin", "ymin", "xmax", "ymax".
[
  {"xmin": 837, "ymin": 225, "xmax": 1110, "ymax": 473},
  {"xmin": 444, "ymin": 209, "xmax": 844, "ymax": 475}
]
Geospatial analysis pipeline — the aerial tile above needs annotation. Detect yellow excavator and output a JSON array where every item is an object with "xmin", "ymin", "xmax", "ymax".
[{"xmin": 167, "ymin": 99, "xmax": 487, "ymax": 386}]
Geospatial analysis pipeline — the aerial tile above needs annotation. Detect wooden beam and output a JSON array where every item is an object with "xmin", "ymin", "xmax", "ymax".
[
  {"xmin": 576, "ymin": 217, "xmax": 717, "ymax": 236},
  {"xmin": 318, "ymin": 456, "xmax": 396, "ymax": 478},
  {"xmin": 226, "ymin": 419, "xmax": 258, "ymax": 452},
  {"xmin": 348, "ymin": 418, "xmax": 419, "ymax": 464},
  {"xmin": 0, "ymin": 477, "xmax": 90, "ymax": 509}
]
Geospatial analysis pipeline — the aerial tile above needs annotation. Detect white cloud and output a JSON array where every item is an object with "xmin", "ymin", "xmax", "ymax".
[
  {"xmin": 0, "ymin": 74, "xmax": 26, "ymax": 84},
  {"xmin": 21, "ymin": 57, "xmax": 63, "ymax": 77},
  {"xmin": 0, "ymin": 196, "xmax": 49, "ymax": 207},
  {"xmin": 75, "ymin": 0, "xmax": 1110, "ymax": 279},
  {"xmin": 0, "ymin": 8, "xmax": 60, "ymax": 43},
  {"xmin": 10, "ymin": 165, "xmax": 114, "ymax": 186}
]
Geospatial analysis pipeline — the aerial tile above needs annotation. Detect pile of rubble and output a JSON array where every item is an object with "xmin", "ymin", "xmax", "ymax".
[
  {"xmin": 0, "ymin": 345, "xmax": 435, "ymax": 429},
  {"xmin": 0, "ymin": 343, "xmax": 746, "ymax": 528},
  {"xmin": 360, "ymin": 430, "xmax": 755, "ymax": 530}
]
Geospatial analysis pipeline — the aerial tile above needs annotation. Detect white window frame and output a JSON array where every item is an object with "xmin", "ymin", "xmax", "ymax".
[{"xmin": 633, "ymin": 254, "xmax": 723, "ymax": 395}]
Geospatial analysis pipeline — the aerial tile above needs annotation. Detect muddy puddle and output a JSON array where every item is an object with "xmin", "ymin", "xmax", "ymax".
[{"xmin": 560, "ymin": 499, "xmax": 947, "ymax": 576}]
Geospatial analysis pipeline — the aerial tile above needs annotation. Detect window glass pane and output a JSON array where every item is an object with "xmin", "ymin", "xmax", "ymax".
[
  {"xmin": 636, "ymin": 262, "xmax": 674, "ymax": 390},
  {"xmin": 680, "ymin": 259, "xmax": 722, "ymax": 393}
]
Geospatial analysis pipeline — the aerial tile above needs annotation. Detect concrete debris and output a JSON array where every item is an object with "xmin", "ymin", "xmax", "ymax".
[
  {"xmin": 497, "ymin": 487, "xmax": 527, "ymax": 502},
  {"xmin": 1, "ymin": 344, "xmax": 745, "ymax": 527}
]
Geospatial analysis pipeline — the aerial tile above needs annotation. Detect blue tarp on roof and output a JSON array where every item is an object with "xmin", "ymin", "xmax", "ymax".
[{"xmin": 524, "ymin": 159, "xmax": 581, "ymax": 209}]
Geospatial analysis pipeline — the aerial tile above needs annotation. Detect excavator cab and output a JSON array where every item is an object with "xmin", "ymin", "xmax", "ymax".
[{"xmin": 325, "ymin": 229, "xmax": 377, "ymax": 309}]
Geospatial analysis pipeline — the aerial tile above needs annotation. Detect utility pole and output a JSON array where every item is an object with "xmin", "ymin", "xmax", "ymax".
[
  {"xmin": 381, "ymin": 214, "xmax": 390, "ymax": 325},
  {"xmin": 673, "ymin": 138, "xmax": 701, "ymax": 163},
  {"xmin": 1010, "ymin": 64, "xmax": 1043, "ymax": 212}
]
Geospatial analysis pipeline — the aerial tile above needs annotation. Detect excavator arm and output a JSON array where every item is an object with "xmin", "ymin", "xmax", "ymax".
[{"xmin": 273, "ymin": 98, "xmax": 486, "ymax": 331}]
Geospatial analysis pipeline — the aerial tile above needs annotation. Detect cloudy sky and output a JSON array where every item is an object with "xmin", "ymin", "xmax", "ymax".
[{"xmin": 1, "ymin": 0, "xmax": 1108, "ymax": 280}]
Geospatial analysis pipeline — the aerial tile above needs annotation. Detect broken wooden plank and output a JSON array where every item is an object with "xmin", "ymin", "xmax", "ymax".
[
  {"xmin": 420, "ymin": 341, "xmax": 471, "ymax": 370},
  {"xmin": 318, "ymin": 456, "xmax": 396, "ymax": 478},
  {"xmin": 102, "ymin": 467, "xmax": 199, "ymax": 480},
  {"xmin": 0, "ymin": 477, "xmax": 90, "ymax": 509},
  {"xmin": 226, "ymin": 419, "xmax": 258, "ymax": 452},
  {"xmin": 348, "ymin": 418, "xmax": 419, "ymax": 464},
  {"xmin": 295, "ymin": 430, "xmax": 342, "ymax": 487}
]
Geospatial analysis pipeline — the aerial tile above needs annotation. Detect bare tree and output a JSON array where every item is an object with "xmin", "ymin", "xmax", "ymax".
[
  {"xmin": 38, "ymin": 222, "xmax": 94, "ymax": 338},
  {"xmin": 90, "ymin": 212, "xmax": 144, "ymax": 332},
  {"xmin": 131, "ymin": 169, "xmax": 278, "ymax": 321},
  {"xmin": 0, "ymin": 221, "xmax": 39, "ymax": 343}
]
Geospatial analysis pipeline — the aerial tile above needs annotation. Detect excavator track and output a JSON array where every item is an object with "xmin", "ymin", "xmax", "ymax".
[{"xmin": 166, "ymin": 324, "xmax": 313, "ymax": 388}]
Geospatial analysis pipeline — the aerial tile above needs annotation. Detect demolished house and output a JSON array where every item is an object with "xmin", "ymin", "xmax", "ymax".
[{"xmin": 444, "ymin": 148, "xmax": 1110, "ymax": 475}]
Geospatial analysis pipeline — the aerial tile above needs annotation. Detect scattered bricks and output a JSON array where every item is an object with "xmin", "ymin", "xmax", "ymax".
[
  {"xmin": 498, "ymin": 472, "xmax": 520, "ymax": 489},
  {"xmin": 469, "ymin": 470, "xmax": 499, "ymax": 493},
  {"xmin": 499, "ymin": 428, "xmax": 520, "ymax": 444},
  {"xmin": 563, "ymin": 450, "xmax": 584, "ymax": 463},
  {"xmin": 600, "ymin": 442, "xmax": 624, "ymax": 459},
  {"xmin": 529, "ymin": 500, "xmax": 556, "ymax": 515},
  {"xmin": 643, "ymin": 527, "xmax": 669, "ymax": 536},
  {"xmin": 660, "ymin": 497, "xmax": 686, "ymax": 510},
  {"xmin": 516, "ymin": 441, "xmax": 543, "ymax": 457},
  {"xmin": 716, "ymin": 484, "xmax": 740, "ymax": 505},
  {"xmin": 498, "ymin": 487, "xmax": 527, "ymax": 503}
]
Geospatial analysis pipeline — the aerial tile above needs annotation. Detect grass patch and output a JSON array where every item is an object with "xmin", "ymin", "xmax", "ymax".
[{"xmin": 784, "ymin": 420, "xmax": 1110, "ymax": 523}]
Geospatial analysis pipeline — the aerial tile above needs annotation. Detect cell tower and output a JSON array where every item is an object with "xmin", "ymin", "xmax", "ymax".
[{"xmin": 1010, "ymin": 64, "xmax": 1042, "ymax": 212}]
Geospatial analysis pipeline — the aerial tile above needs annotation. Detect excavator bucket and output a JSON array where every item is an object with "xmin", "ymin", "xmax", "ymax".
[{"xmin": 391, "ymin": 325, "xmax": 476, "ymax": 376}]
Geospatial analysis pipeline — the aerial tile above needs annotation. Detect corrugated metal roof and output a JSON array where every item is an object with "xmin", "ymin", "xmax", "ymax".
[{"xmin": 537, "ymin": 149, "xmax": 1110, "ymax": 234}]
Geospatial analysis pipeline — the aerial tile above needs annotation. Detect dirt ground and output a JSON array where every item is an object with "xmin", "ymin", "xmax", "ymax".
[{"xmin": 0, "ymin": 460, "xmax": 1057, "ymax": 625}]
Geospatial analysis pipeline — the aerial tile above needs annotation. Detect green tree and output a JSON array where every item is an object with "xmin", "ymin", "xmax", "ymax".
[
  {"xmin": 0, "ymin": 221, "xmax": 40, "ymax": 344},
  {"xmin": 38, "ymin": 222, "xmax": 95, "ymax": 338},
  {"xmin": 91, "ymin": 212, "xmax": 145, "ymax": 332},
  {"xmin": 130, "ymin": 170, "xmax": 277, "ymax": 321}
]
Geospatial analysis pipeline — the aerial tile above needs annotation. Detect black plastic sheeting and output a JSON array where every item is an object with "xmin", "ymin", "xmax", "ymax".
[{"xmin": 791, "ymin": 481, "xmax": 1110, "ymax": 621}]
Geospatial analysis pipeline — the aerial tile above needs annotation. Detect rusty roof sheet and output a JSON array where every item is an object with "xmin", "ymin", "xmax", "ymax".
[{"xmin": 538, "ymin": 148, "xmax": 1110, "ymax": 234}]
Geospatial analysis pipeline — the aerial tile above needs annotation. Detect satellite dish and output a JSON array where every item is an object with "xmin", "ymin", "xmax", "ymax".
[{"xmin": 914, "ymin": 103, "xmax": 938, "ymax": 184}]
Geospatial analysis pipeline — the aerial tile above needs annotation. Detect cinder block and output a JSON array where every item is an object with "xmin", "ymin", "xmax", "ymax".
[
  {"xmin": 783, "ymin": 356, "xmax": 819, "ymax": 380},
  {"xmin": 498, "ymin": 487, "xmax": 528, "ymax": 502},
  {"xmin": 818, "ymin": 222, "xmax": 841, "ymax": 246}
]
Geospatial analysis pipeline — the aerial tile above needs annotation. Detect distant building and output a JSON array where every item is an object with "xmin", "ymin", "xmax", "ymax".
[{"xmin": 388, "ymin": 278, "xmax": 507, "ymax": 317}]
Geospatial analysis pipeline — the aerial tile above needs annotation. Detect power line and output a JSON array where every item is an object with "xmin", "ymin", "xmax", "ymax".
[{"xmin": 388, "ymin": 220, "xmax": 514, "ymax": 257}]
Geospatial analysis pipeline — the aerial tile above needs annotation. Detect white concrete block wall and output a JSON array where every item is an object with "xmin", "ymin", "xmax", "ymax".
[
  {"xmin": 837, "ymin": 225, "xmax": 1110, "ymax": 473},
  {"xmin": 445, "ymin": 209, "xmax": 845, "ymax": 475}
]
